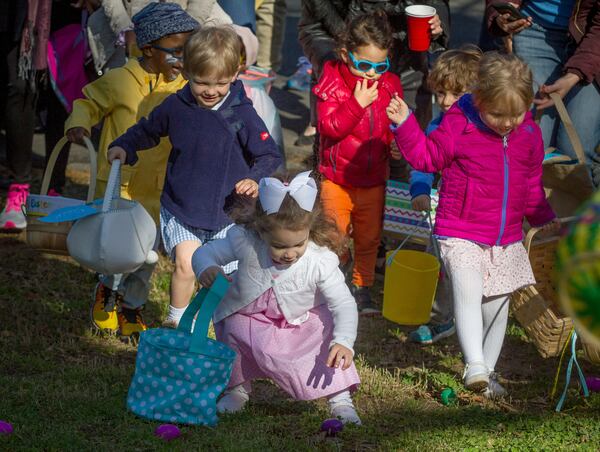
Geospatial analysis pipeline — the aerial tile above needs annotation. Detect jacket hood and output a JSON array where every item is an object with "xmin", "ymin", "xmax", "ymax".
[
  {"xmin": 457, "ymin": 93, "xmax": 535, "ymax": 136},
  {"xmin": 176, "ymin": 79, "xmax": 250, "ymax": 110}
]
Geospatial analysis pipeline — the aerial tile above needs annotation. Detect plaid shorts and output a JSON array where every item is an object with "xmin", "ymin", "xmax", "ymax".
[{"xmin": 160, "ymin": 206, "xmax": 238, "ymax": 274}]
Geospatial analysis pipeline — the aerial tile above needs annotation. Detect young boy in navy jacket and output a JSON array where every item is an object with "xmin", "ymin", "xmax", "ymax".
[{"xmin": 108, "ymin": 26, "xmax": 281, "ymax": 327}]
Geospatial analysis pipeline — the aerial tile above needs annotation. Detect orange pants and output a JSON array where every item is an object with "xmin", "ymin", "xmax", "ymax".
[{"xmin": 320, "ymin": 179, "xmax": 385, "ymax": 287}]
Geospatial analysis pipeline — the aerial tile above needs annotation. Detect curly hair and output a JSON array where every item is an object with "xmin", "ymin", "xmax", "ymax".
[
  {"xmin": 234, "ymin": 172, "xmax": 347, "ymax": 255},
  {"xmin": 339, "ymin": 9, "xmax": 394, "ymax": 54},
  {"xmin": 427, "ymin": 45, "xmax": 483, "ymax": 94}
]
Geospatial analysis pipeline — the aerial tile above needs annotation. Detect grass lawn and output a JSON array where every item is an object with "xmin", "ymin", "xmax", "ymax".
[{"xmin": 1, "ymin": 231, "xmax": 600, "ymax": 451}]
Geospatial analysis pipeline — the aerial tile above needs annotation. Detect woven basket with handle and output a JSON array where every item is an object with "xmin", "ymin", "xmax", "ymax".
[
  {"xmin": 511, "ymin": 219, "xmax": 576, "ymax": 358},
  {"xmin": 25, "ymin": 136, "xmax": 97, "ymax": 255}
]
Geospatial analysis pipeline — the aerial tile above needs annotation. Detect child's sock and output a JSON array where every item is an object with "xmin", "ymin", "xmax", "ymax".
[
  {"xmin": 217, "ymin": 384, "xmax": 250, "ymax": 414},
  {"xmin": 482, "ymin": 294, "xmax": 510, "ymax": 372},
  {"xmin": 164, "ymin": 305, "xmax": 187, "ymax": 327},
  {"xmin": 451, "ymin": 268, "xmax": 485, "ymax": 365},
  {"xmin": 327, "ymin": 390, "xmax": 362, "ymax": 425}
]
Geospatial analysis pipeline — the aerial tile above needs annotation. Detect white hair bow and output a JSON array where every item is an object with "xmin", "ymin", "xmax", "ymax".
[{"xmin": 258, "ymin": 171, "xmax": 318, "ymax": 215}]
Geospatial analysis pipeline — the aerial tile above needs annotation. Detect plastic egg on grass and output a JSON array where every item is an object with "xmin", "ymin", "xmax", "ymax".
[
  {"xmin": 320, "ymin": 418, "xmax": 344, "ymax": 437},
  {"xmin": 0, "ymin": 421, "xmax": 13, "ymax": 435},
  {"xmin": 154, "ymin": 424, "xmax": 181, "ymax": 441}
]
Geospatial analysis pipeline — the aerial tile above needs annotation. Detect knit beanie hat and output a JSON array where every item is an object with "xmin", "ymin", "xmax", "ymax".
[{"xmin": 133, "ymin": 2, "xmax": 200, "ymax": 48}]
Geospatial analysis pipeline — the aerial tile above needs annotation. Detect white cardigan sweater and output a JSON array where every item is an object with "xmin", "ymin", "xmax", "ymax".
[{"xmin": 192, "ymin": 226, "xmax": 358, "ymax": 352}]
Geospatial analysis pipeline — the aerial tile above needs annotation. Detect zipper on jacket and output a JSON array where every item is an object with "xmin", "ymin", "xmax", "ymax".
[
  {"xmin": 496, "ymin": 135, "xmax": 510, "ymax": 245},
  {"xmin": 367, "ymin": 106, "xmax": 374, "ymax": 171},
  {"xmin": 330, "ymin": 143, "xmax": 338, "ymax": 173}
]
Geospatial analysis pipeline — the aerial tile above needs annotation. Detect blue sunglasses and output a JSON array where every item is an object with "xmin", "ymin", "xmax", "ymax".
[{"xmin": 348, "ymin": 51, "xmax": 390, "ymax": 74}]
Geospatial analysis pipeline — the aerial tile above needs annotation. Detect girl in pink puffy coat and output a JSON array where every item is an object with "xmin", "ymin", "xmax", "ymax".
[{"xmin": 387, "ymin": 52, "xmax": 559, "ymax": 398}]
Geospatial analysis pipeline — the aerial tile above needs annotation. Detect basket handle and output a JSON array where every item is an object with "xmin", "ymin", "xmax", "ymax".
[
  {"xmin": 524, "ymin": 216, "xmax": 578, "ymax": 253},
  {"xmin": 548, "ymin": 92, "xmax": 587, "ymax": 165},
  {"xmin": 102, "ymin": 160, "xmax": 122, "ymax": 213},
  {"xmin": 178, "ymin": 273, "xmax": 230, "ymax": 354},
  {"xmin": 386, "ymin": 211, "xmax": 439, "ymax": 266},
  {"xmin": 41, "ymin": 136, "xmax": 98, "ymax": 202}
]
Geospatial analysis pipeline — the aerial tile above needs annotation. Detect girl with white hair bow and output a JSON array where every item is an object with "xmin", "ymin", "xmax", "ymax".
[{"xmin": 192, "ymin": 171, "xmax": 362, "ymax": 425}]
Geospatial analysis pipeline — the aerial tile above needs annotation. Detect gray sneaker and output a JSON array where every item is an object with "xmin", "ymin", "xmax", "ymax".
[
  {"xmin": 351, "ymin": 285, "xmax": 380, "ymax": 315},
  {"xmin": 0, "ymin": 183, "xmax": 28, "ymax": 231}
]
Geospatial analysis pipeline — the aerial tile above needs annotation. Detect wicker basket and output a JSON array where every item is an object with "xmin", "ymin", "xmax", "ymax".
[
  {"xmin": 511, "ymin": 219, "xmax": 576, "ymax": 358},
  {"xmin": 25, "ymin": 136, "xmax": 97, "ymax": 255}
]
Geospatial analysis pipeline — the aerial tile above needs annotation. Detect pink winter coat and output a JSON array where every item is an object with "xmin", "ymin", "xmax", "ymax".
[{"xmin": 391, "ymin": 94, "xmax": 556, "ymax": 246}]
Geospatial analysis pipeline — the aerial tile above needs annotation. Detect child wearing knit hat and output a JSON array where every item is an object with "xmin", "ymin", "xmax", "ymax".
[{"xmin": 65, "ymin": 2, "xmax": 199, "ymax": 340}]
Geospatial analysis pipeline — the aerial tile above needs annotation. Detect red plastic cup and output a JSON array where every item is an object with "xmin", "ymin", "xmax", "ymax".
[{"xmin": 405, "ymin": 5, "xmax": 436, "ymax": 52}]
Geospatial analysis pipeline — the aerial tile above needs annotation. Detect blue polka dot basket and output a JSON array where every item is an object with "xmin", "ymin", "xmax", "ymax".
[{"xmin": 127, "ymin": 274, "xmax": 235, "ymax": 426}]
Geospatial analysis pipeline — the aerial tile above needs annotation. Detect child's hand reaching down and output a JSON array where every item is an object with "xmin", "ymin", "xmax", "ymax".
[
  {"xmin": 327, "ymin": 343, "xmax": 353, "ymax": 370},
  {"xmin": 107, "ymin": 146, "xmax": 127, "ymax": 164},
  {"xmin": 235, "ymin": 178, "xmax": 259, "ymax": 198},
  {"xmin": 386, "ymin": 93, "xmax": 410, "ymax": 125},
  {"xmin": 199, "ymin": 266, "xmax": 232, "ymax": 288}
]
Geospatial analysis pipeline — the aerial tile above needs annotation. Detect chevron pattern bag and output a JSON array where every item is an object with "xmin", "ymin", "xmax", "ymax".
[{"xmin": 383, "ymin": 180, "xmax": 438, "ymax": 241}]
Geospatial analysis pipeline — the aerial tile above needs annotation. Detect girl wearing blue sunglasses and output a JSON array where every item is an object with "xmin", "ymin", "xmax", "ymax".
[{"xmin": 313, "ymin": 10, "xmax": 404, "ymax": 315}]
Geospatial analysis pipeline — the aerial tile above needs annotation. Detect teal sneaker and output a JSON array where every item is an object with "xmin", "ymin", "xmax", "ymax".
[{"xmin": 409, "ymin": 320, "xmax": 455, "ymax": 345}]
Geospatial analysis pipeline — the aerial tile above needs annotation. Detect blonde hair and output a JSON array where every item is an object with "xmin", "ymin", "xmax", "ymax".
[
  {"xmin": 428, "ymin": 45, "xmax": 483, "ymax": 93},
  {"xmin": 473, "ymin": 52, "xmax": 534, "ymax": 116},
  {"xmin": 183, "ymin": 26, "xmax": 241, "ymax": 78}
]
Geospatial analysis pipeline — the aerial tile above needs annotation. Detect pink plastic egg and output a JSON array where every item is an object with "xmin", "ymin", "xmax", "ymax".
[
  {"xmin": 0, "ymin": 421, "xmax": 13, "ymax": 435},
  {"xmin": 154, "ymin": 424, "xmax": 181, "ymax": 441}
]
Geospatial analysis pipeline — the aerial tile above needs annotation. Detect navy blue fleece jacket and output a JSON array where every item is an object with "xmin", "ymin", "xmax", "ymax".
[{"xmin": 111, "ymin": 80, "xmax": 281, "ymax": 230}]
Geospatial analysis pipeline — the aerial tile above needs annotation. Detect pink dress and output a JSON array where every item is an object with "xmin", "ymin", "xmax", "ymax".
[{"xmin": 214, "ymin": 286, "xmax": 360, "ymax": 400}]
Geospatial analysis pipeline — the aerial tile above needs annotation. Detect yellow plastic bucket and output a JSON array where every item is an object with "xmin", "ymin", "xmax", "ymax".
[{"xmin": 383, "ymin": 249, "xmax": 440, "ymax": 325}]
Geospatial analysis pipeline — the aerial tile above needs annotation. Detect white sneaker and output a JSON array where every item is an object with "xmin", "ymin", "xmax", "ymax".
[
  {"xmin": 483, "ymin": 373, "xmax": 507, "ymax": 399},
  {"xmin": 329, "ymin": 402, "xmax": 362, "ymax": 425},
  {"xmin": 463, "ymin": 362, "xmax": 489, "ymax": 392},
  {"xmin": 216, "ymin": 384, "xmax": 249, "ymax": 413}
]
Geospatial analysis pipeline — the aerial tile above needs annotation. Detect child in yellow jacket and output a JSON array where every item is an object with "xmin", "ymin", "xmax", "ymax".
[{"xmin": 65, "ymin": 3, "xmax": 199, "ymax": 339}]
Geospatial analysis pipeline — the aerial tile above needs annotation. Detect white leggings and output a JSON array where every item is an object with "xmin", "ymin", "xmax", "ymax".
[{"xmin": 451, "ymin": 268, "xmax": 510, "ymax": 372}]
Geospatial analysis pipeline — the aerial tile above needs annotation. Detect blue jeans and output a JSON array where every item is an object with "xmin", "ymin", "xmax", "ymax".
[
  {"xmin": 217, "ymin": 0, "xmax": 256, "ymax": 32},
  {"xmin": 513, "ymin": 22, "xmax": 600, "ymax": 164}
]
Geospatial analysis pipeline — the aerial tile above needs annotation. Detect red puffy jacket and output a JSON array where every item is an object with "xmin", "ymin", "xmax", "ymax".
[{"xmin": 314, "ymin": 60, "xmax": 403, "ymax": 188}]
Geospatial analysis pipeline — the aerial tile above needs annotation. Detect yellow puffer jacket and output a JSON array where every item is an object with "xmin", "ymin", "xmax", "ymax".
[{"xmin": 65, "ymin": 58, "xmax": 187, "ymax": 223}]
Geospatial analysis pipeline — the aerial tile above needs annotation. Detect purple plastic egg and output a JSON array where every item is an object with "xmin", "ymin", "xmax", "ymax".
[
  {"xmin": 0, "ymin": 421, "xmax": 13, "ymax": 435},
  {"xmin": 320, "ymin": 418, "xmax": 344, "ymax": 437},
  {"xmin": 585, "ymin": 376, "xmax": 600, "ymax": 393},
  {"xmin": 154, "ymin": 424, "xmax": 181, "ymax": 441}
]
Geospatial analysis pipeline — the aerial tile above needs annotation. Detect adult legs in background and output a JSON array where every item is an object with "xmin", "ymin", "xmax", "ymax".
[
  {"xmin": 217, "ymin": 0, "xmax": 257, "ymax": 32},
  {"xmin": 0, "ymin": 42, "xmax": 35, "ymax": 184},
  {"xmin": 255, "ymin": 0, "xmax": 287, "ymax": 72},
  {"xmin": 0, "ymin": 36, "xmax": 36, "ymax": 230},
  {"xmin": 513, "ymin": 23, "xmax": 600, "ymax": 163},
  {"xmin": 43, "ymin": 84, "xmax": 70, "ymax": 193}
]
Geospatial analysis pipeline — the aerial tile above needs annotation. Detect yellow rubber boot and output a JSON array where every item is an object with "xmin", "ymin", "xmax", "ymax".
[{"xmin": 91, "ymin": 283, "xmax": 119, "ymax": 333}]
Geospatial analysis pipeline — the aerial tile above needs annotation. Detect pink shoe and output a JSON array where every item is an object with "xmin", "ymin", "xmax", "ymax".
[
  {"xmin": 0, "ymin": 183, "xmax": 29, "ymax": 231},
  {"xmin": 48, "ymin": 188, "xmax": 61, "ymax": 197}
]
